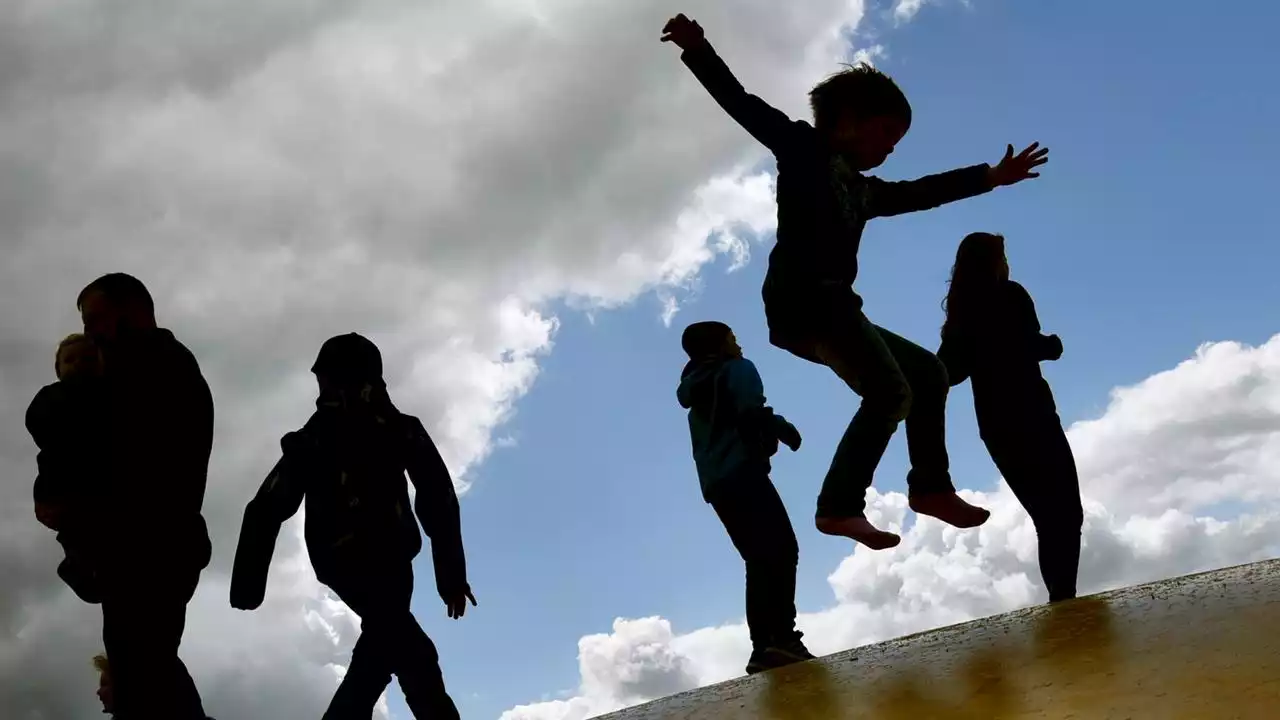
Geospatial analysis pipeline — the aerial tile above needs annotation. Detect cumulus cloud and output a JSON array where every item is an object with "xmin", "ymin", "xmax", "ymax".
[
  {"xmin": 0, "ymin": 0, "xmax": 876, "ymax": 718},
  {"xmin": 499, "ymin": 335, "xmax": 1280, "ymax": 720}
]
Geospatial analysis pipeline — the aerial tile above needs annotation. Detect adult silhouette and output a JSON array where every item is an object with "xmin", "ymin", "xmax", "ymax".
[
  {"xmin": 75, "ymin": 272, "xmax": 215, "ymax": 718},
  {"xmin": 231, "ymin": 332, "xmax": 475, "ymax": 719}
]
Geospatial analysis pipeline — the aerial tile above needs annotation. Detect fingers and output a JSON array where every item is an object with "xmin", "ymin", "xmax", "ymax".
[{"xmin": 467, "ymin": 589, "xmax": 478, "ymax": 606}]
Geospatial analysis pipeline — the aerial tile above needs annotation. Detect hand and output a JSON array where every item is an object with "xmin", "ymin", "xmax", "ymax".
[
  {"xmin": 988, "ymin": 142, "xmax": 1049, "ymax": 187},
  {"xmin": 1046, "ymin": 334, "xmax": 1064, "ymax": 361},
  {"xmin": 443, "ymin": 585, "xmax": 477, "ymax": 619},
  {"xmin": 661, "ymin": 14, "xmax": 706, "ymax": 51},
  {"xmin": 35, "ymin": 502, "xmax": 64, "ymax": 531},
  {"xmin": 778, "ymin": 422, "xmax": 802, "ymax": 452}
]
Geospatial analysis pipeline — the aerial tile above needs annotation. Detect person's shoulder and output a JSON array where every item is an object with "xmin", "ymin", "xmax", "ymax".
[
  {"xmin": 1003, "ymin": 279, "xmax": 1034, "ymax": 301},
  {"xmin": 25, "ymin": 381, "xmax": 63, "ymax": 426},
  {"xmin": 725, "ymin": 356, "xmax": 761, "ymax": 378}
]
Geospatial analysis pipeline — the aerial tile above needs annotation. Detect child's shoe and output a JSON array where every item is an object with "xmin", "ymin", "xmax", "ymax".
[{"xmin": 765, "ymin": 634, "xmax": 816, "ymax": 665}]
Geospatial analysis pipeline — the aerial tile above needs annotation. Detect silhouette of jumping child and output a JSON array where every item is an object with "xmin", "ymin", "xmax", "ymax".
[
  {"xmin": 231, "ymin": 332, "xmax": 477, "ymax": 720},
  {"xmin": 26, "ymin": 332, "xmax": 109, "ymax": 604},
  {"xmin": 677, "ymin": 321, "xmax": 812, "ymax": 674},
  {"xmin": 938, "ymin": 233, "xmax": 1083, "ymax": 602},
  {"xmin": 662, "ymin": 13, "xmax": 1049, "ymax": 549}
]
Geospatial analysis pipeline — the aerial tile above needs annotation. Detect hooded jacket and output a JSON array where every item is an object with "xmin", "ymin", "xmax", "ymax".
[
  {"xmin": 229, "ymin": 387, "xmax": 468, "ymax": 610},
  {"xmin": 677, "ymin": 356, "xmax": 796, "ymax": 502}
]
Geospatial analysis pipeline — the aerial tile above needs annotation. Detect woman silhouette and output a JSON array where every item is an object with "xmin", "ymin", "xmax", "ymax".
[{"xmin": 937, "ymin": 232, "xmax": 1083, "ymax": 602}]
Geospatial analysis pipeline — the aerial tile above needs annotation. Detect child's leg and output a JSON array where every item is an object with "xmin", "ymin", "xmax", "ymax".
[
  {"xmin": 984, "ymin": 415, "xmax": 1082, "ymax": 602},
  {"xmin": 872, "ymin": 327, "xmax": 988, "ymax": 528},
  {"xmin": 710, "ymin": 474, "xmax": 800, "ymax": 661}
]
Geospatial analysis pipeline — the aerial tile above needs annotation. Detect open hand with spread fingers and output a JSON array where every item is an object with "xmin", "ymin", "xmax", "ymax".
[
  {"xmin": 661, "ymin": 13, "xmax": 706, "ymax": 51},
  {"xmin": 988, "ymin": 142, "xmax": 1049, "ymax": 187}
]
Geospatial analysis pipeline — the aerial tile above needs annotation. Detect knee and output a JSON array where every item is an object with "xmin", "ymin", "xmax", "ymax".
[{"xmin": 865, "ymin": 381, "xmax": 913, "ymax": 423}]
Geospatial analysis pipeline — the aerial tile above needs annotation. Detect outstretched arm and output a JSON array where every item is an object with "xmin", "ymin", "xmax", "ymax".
[
  {"xmin": 230, "ymin": 433, "xmax": 310, "ymax": 611},
  {"xmin": 663, "ymin": 14, "xmax": 796, "ymax": 154},
  {"xmin": 865, "ymin": 165, "xmax": 994, "ymax": 219},
  {"xmin": 403, "ymin": 416, "xmax": 475, "ymax": 618},
  {"xmin": 865, "ymin": 142, "xmax": 1049, "ymax": 219}
]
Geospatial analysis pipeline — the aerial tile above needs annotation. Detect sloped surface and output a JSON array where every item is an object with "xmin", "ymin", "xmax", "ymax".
[{"xmin": 600, "ymin": 559, "xmax": 1280, "ymax": 719}]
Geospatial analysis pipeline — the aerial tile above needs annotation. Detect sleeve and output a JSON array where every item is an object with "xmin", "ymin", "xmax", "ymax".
[
  {"xmin": 26, "ymin": 386, "xmax": 64, "ymax": 510},
  {"xmin": 864, "ymin": 164, "xmax": 994, "ymax": 219},
  {"xmin": 723, "ymin": 359, "xmax": 767, "ymax": 414},
  {"xmin": 229, "ymin": 433, "xmax": 310, "ymax": 610},
  {"xmin": 681, "ymin": 41, "xmax": 798, "ymax": 154},
  {"xmin": 936, "ymin": 332, "xmax": 972, "ymax": 387},
  {"xmin": 403, "ymin": 415, "xmax": 468, "ymax": 596},
  {"xmin": 1008, "ymin": 282, "xmax": 1061, "ymax": 361}
]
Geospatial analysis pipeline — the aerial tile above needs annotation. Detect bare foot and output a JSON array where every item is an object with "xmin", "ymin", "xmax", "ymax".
[
  {"xmin": 909, "ymin": 492, "xmax": 990, "ymax": 529},
  {"xmin": 815, "ymin": 516, "xmax": 901, "ymax": 550}
]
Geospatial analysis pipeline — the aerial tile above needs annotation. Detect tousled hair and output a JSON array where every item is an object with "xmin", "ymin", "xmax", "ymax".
[
  {"xmin": 809, "ymin": 62, "xmax": 912, "ymax": 132},
  {"xmin": 681, "ymin": 321, "xmax": 732, "ymax": 359},
  {"xmin": 54, "ymin": 333, "xmax": 95, "ymax": 379},
  {"xmin": 76, "ymin": 273, "xmax": 155, "ymax": 316},
  {"xmin": 941, "ymin": 232, "xmax": 1007, "ymax": 338},
  {"xmin": 92, "ymin": 653, "xmax": 110, "ymax": 674}
]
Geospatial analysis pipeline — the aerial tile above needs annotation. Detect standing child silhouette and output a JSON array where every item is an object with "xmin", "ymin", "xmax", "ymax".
[
  {"xmin": 662, "ymin": 13, "xmax": 1048, "ymax": 549},
  {"xmin": 938, "ymin": 233, "xmax": 1084, "ymax": 602},
  {"xmin": 677, "ymin": 321, "xmax": 811, "ymax": 674}
]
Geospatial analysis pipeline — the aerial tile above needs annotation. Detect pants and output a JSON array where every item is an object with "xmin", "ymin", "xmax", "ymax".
[
  {"xmin": 709, "ymin": 473, "xmax": 800, "ymax": 651},
  {"xmin": 978, "ymin": 391, "xmax": 1083, "ymax": 602},
  {"xmin": 322, "ymin": 559, "xmax": 459, "ymax": 720},
  {"xmin": 100, "ymin": 563, "xmax": 206, "ymax": 720},
  {"xmin": 782, "ymin": 297, "xmax": 955, "ymax": 518}
]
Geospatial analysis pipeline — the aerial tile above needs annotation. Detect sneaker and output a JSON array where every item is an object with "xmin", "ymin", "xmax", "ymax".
[
  {"xmin": 766, "ymin": 635, "xmax": 816, "ymax": 664},
  {"xmin": 745, "ymin": 648, "xmax": 774, "ymax": 675}
]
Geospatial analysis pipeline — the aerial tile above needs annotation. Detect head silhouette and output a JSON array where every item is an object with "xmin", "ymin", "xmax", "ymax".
[
  {"xmin": 76, "ymin": 273, "xmax": 156, "ymax": 346},
  {"xmin": 810, "ymin": 63, "xmax": 912, "ymax": 170},
  {"xmin": 942, "ymin": 232, "xmax": 1008, "ymax": 335},
  {"xmin": 681, "ymin": 321, "xmax": 741, "ymax": 361}
]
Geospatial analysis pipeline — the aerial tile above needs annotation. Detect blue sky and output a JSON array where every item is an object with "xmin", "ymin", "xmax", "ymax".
[{"xmin": 395, "ymin": 1, "xmax": 1280, "ymax": 718}]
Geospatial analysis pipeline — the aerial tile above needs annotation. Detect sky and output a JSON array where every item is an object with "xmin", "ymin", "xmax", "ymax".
[{"xmin": 1, "ymin": 0, "xmax": 1279, "ymax": 718}]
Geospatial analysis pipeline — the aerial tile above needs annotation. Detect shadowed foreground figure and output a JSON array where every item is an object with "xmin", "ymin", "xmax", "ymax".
[
  {"xmin": 662, "ymin": 13, "xmax": 1049, "ymax": 549},
  {"xmin": 27, "ymin": 333, "xmax": 109, "ymax": 604},
  {"xmin": 50, "ymin": 273, "xmax": 214, "ymax": 719},
  {"xmin": 230, "ymin": 332, "xmax": 476, "ymax": 719},
  {"xmin": 677, "ymin": 321, "xmax": 813, "ymax": 675},
  {"xmin": 937, "ymin": 233, "xmax": 1083, "ymax": 602}
]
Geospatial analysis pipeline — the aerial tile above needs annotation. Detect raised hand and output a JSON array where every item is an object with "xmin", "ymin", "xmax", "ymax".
[
  {"xmin": 444, "ymin": 584, "xmax": 478, "ymax": 619},
  {"xmin": 661, "ymin": 13, "xmax": 706, "ymax": 51},
  {"xmin": 988, "ymin": 142, "xmax": 1049, "ymax": 187}
]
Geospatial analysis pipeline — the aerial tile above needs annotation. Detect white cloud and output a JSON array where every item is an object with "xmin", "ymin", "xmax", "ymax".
[
  {"xmin": 0, "ymin": 0, "xmax": 878, "ymax": 718},
  {"xmin": 499, "ymin": 335, "xmax": 1280, "ymax": 720}
]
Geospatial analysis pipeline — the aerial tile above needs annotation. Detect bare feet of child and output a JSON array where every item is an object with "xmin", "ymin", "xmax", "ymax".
[
  {"xmin": 909, "ymin": 492, "xmax": 990, "ymax": 528},
  {"xmin": 815, "ymin": 516, "xmax": 901, "ymax": 550}
]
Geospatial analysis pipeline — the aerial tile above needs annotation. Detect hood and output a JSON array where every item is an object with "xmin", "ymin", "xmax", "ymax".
[{"xmin": 677, "ymin": 358, "xmax": 725, "ymax": 410}]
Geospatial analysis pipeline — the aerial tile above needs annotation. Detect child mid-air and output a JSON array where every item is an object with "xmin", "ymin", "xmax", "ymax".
[
  {"xmin": 662, "ymin": 14, "xmax": 1049, "ymax": 549},
  {"xmin": 677, "ymin": 321, "xmax": 812, "ymax": 674},
  {"xmin": 26, "ymin": 332, "xmax": 108, "ymax": 603}
]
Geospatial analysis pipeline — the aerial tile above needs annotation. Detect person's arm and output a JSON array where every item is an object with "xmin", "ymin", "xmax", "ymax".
[
  {"xmin": 229, "ymin": 433, "xmax": 310, "ymax": 611},
  {"xmin": 678, "ymin": 40, "xmax": 798, "ymax": 155},
  {"xmin": 26, "ymin": 386, "xmax": 67, "ymax": 529},
  {"xmin": 403, "ymin": 416, "xmax": 470, "ymax": 604},
  {"xmin": 724, "ymin": 359, "xmax": 796, "ymax": 453},
  {"xmin": 937, "ymin": 331, "xmax": 972, "ymax": 387},
  {"xmin": 1008, "ymin": 282, "xmax": 1062, "ymax": 361},
  {"xmin": 863, "ymin": 165, "xmax": 995, "ymax": 219}
]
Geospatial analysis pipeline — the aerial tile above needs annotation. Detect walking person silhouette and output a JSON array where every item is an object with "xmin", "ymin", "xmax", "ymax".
[
  {"xmin": 230, "ymin": 332, "xmax": 476, "ymax": 719},
  {"xmin": 937, "ymin": 233, "xmax": 1084, "ymax": 602}
]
